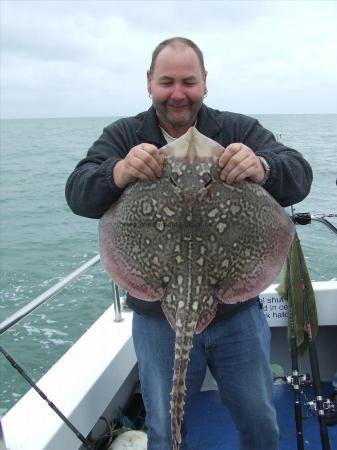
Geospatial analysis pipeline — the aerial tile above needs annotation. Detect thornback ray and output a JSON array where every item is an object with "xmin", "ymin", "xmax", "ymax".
[{"xmin": 99, "ymin": 127, "xmax": 295, "ymax": 450}]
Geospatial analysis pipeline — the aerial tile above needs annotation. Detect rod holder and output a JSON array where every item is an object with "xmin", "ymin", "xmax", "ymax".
[{"xmin": 113, "ymin": 283, "xmax": 124, "ymax": 322}]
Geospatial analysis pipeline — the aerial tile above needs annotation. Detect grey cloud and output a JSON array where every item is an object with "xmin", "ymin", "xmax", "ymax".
[{"xmin": 1, "ymin": 0, "xmax": 336, "ymax": 118}]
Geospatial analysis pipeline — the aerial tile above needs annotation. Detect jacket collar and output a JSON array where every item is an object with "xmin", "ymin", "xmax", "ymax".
[
  {"xmin": 196, "ymin": 104, "xmax": 221, "ymax": 138},
  {"xmin": 136, "ymin": 106, "xmax": 166, "ymax": 147},
  {"xmin": 136, "ymin": 104, "xmax": 221, "ymax": 146}
]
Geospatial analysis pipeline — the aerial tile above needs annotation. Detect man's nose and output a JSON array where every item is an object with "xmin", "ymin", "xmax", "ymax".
[{"xmin": 171, "ymin": 85, "xmax": 186, "ymax": 100}]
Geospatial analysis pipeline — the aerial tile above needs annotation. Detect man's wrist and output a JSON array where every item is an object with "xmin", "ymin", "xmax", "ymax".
[
  {"xmin": 258, "ymin": 157, "xmax": 270, "ymax": 186},
  {"xmin": 113, "ymin": 160, "xmax": 128, "ymax": 189}
]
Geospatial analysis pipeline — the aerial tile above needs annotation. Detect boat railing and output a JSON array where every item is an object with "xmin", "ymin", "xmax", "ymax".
[{"xmin": 0, "ymin": 254, "xmax": 124, "ymax": 336}]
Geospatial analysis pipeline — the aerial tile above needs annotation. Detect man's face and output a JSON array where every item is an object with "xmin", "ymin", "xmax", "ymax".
[{"xmin": 147, "ymin": 45, "xmax": 207, "ymax": 137}]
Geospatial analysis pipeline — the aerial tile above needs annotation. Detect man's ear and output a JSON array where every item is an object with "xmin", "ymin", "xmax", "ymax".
[{"xmin": 147, "ymin": 70, "xmax": 152, "ymax": 97}]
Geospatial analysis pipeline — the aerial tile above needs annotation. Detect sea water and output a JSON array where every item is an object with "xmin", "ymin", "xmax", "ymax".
[{"xmin": 0, "ymin": 114, "xmax": 336, "ymax": 415}]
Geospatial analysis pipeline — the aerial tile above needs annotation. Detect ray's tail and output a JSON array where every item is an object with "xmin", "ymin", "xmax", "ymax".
[{"xmin": 170, "ymin": 315, "xmax": 197, "ymax": 450}]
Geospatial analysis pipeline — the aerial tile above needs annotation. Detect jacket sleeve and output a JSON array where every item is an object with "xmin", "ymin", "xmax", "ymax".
[
  {"xmin": 241, "ymin": 118, "xmax": 313, "ymax": 207},
  {"xmin": 65, "ymin": 122, "xmax": 129, "ymax": 219}
]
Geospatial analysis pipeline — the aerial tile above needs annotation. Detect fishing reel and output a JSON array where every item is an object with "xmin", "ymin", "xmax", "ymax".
[
  {"xmin": 285, "ymin": 373, "xmax": 312, "ymax": 388},
  {"xmin": 291, "ymin": 211, "xmax": 337, "ymax": 235},
  {"xmin": 306, "ymin": 397, "xmax": 336, "ymax": 424}
]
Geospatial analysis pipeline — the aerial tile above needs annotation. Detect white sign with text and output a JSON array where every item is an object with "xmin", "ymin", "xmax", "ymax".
[{"xmin": 259, "ymin": 293, "xmax": 288, "ymax": 327}]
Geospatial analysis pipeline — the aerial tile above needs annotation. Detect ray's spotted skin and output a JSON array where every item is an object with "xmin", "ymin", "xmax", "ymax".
[{"xmin": 99, "ymin": 128, "xmax": 295, "ymax": 450}]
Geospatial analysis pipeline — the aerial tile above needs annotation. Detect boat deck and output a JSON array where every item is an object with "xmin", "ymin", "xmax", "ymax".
[{"xmin": 186, "ymin": 384, "xmax": 337, "ymax": 449}]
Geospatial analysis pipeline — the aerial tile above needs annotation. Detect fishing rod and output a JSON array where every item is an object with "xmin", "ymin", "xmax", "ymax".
[
  {"xmin": 286, "ymin": 254, "xmax": 305, "ymax": 450},
  {"xmin": 289, "ymin": 207, "xmax": 334, "ymax": 449},
  {"xmin": 276, "ymin": 247, "xmax": 310, "ymax": 450},
  {"xmin": 0, "ymin": 345, "xmax": 95, "ymax": 449},
  {"xmin": 293, "ymin": 233, "xmax": 331, "ymax": 449}
]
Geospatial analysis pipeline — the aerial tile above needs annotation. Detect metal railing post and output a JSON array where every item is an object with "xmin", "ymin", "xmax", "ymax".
[{"xmin": 113, "ymin": 283, "xmax": 123, "ymax": 322}]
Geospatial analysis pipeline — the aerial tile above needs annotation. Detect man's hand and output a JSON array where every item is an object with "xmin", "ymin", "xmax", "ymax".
[
  {"xmin": 113, "ymin": 143, "xmax": 164, "ymax": 189},
  {"xmin": 218, "ymin": 143, "xmax": 266, "ymax": 184}
]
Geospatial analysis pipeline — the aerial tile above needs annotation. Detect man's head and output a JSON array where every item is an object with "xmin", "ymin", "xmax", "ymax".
[{"xmin": 147, "ymin": 37, "xmax": 207, "ymax": 138}]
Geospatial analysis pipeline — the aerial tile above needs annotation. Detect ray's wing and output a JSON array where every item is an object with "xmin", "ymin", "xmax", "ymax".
[
  {"xmin": 99, "ymin": 172, "xmax": 187, "ymax": 301},
  {"xmin": 213, "ymin": 181, "xmax": 295, "ymax": 303},
  {"xmin": 100, "ymin": 179, "xmax": 169, "ymax": 300}
]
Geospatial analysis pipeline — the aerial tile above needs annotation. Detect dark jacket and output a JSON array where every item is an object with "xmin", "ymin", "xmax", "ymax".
[{"xmin": 65, "ymin": 104, "xmax": 313, "ymax": 319}]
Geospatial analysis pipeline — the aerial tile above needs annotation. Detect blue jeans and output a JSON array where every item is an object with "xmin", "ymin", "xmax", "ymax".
[{"xmin": 132, "ymin": 303, "xmax": 279, "ymax": 450}]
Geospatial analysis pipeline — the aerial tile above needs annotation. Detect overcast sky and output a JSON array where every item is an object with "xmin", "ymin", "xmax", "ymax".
[{"xmin": 1, "ymin": 0, "xmax": 337, "ymax": 119}]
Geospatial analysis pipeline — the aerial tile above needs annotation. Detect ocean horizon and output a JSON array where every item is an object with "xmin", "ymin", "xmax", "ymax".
[{"xmin": 2, "ymin": 112, "xmax": 336, "ymax": 121}]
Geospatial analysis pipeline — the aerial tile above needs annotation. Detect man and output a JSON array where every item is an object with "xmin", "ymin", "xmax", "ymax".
[{"xmin": 66, "ymin": 37, "xmax": 312, "ymax": 450}]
